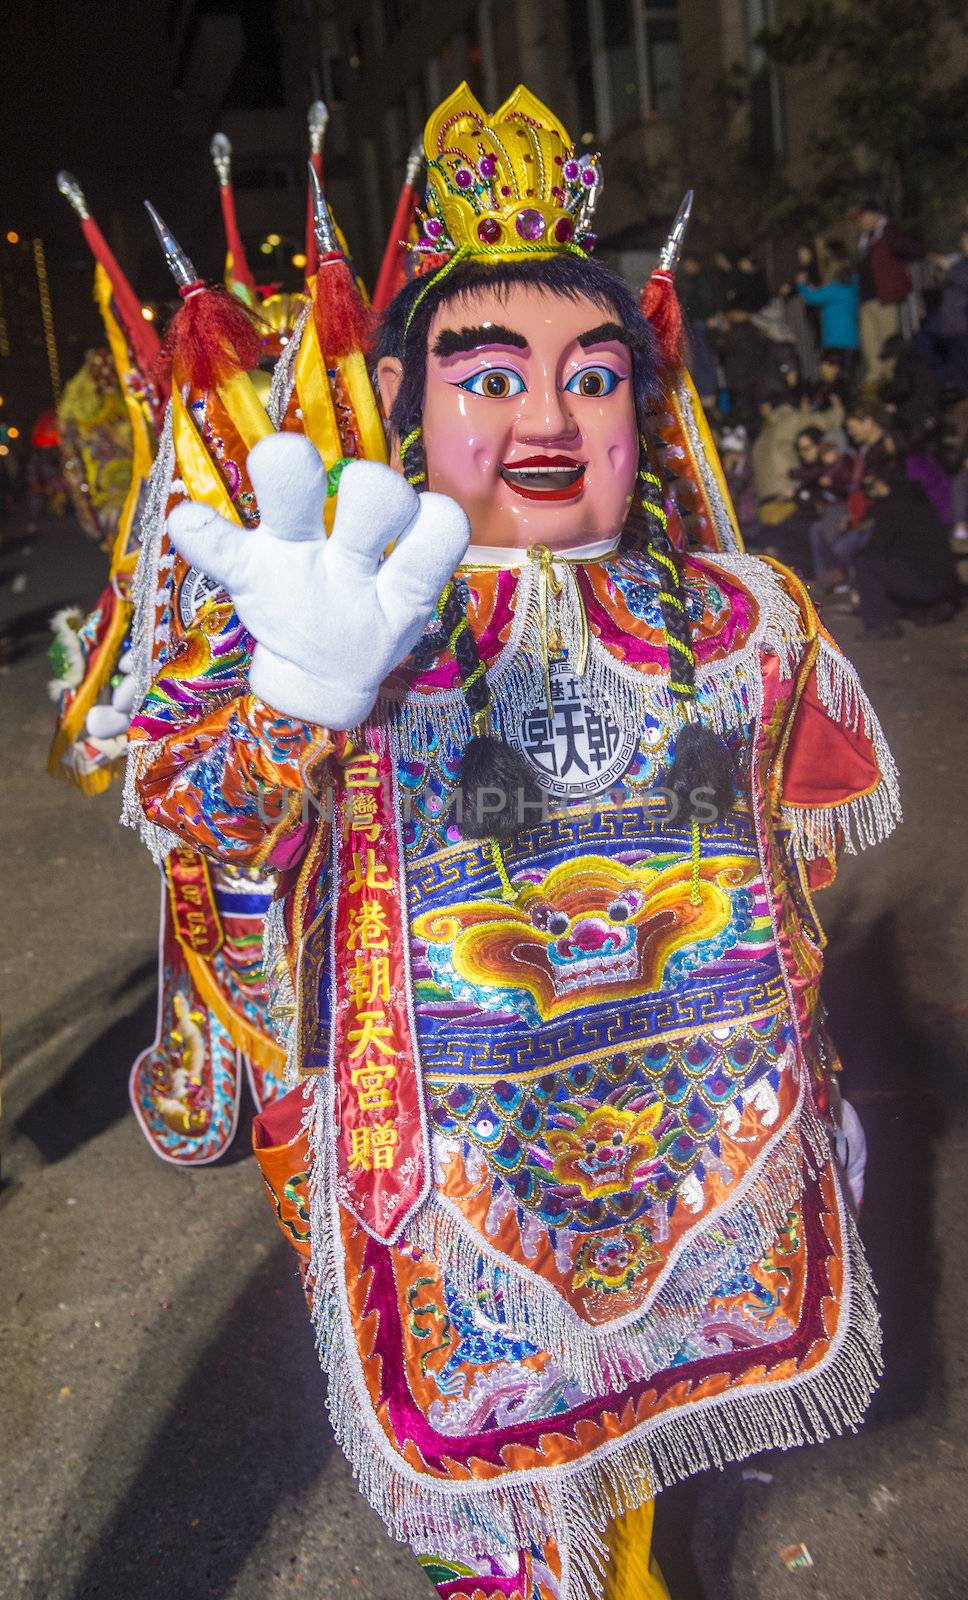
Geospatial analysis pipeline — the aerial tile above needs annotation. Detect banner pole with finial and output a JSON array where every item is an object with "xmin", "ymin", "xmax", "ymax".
[
  {"xmin": 641, "ymin": 188, "xmax": 694, "ymax": 368},
  {"xmin": 57, "ymin": 171, "xmax": 160, "ymax": 379},
  {"xmin": 210, "ymin": 133, "xmax": 258, "ymax": 301},
  {"xmin": 372, "ymin": 139, "xmax": 424, "ymax": 314},
  {"xmin": 304, "ymin": 100, "xmax": 329, "ymax": 279}
]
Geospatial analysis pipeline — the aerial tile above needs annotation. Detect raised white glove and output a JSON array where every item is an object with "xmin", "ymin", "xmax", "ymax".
[{"xmin": 166, "ymin": 433, "xmax": 470, "ymax": 728}]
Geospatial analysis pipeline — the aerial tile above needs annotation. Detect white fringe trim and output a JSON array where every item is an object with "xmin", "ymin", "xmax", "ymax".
[
  {"xmin": 267, "ymin": 301, "xmax": 310, "ymax": 427},
  {"xmin": 672, "ymin": 371, "xmax": 744, "ymax": 555},
  {"xmin": 401, "ymin": 1090, "xmax": 827, "ymax": 1400},
  {"xmin": 120, "ymin": 403, "xmax": 182, "ymax": 864},
  {"xmin": 781, "ymin": 635, "xmax": 902, "ymax": 859},
  {"xmin": 372, "ymin": 550, "xmax": 806, "ymax": 768},
  {"xmin": 303, "ymin": 1071, "xmax": 880, "ymax": 1598},
  {"xmin": 263, "ymin": 895, "xmax": 301, "ymax": 1080}
]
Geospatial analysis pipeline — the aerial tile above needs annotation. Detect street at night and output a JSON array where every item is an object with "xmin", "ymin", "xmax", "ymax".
[
  {"xmin": 3, "ymin": 4, "xmax": 968, "ymax": 1599},
  {"xmin": 3, "ymin": 514, "xmax": 966, "ymax": 1599}
]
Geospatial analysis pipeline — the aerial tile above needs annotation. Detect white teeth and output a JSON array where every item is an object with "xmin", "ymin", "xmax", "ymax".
[{"xmin": 505, "ymin": 465, "xmax": 576, "ymax": 474}]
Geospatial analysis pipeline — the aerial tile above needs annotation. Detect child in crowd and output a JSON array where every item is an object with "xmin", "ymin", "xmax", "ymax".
[{"xmin": 797, "ymin": 241, "xmax": 860, "ymax": 385}]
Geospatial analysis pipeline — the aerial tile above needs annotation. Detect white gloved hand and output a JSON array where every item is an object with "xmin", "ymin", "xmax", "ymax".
[{"xmin": 166, "ymin": 433, "xmax": 470, "ymax": 728}]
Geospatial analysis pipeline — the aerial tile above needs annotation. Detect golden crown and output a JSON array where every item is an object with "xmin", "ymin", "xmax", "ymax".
[{"xmin": 417, "ymin": 83, "xmax": 602, "ymax": 261}]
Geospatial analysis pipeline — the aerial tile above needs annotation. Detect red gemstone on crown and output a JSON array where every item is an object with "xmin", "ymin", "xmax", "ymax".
[{"xmin": 477, "ymin": 217, "xmax": 502, "ymax": 245}]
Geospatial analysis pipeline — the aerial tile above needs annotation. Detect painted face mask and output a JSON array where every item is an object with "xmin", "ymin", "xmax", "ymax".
[{"xmin": 421, "ymin": 282, "xmax": 639, "ymax": 551}]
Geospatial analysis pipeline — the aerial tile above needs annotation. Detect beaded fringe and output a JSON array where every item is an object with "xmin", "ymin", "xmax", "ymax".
[
  {"xmin": 372, "ymin": 551, "xmax": 805, "ymax": 769},
  {"xmin": 781, "ymin": 636, "xmax": 902, "ymax": 859},
  {"xmin": 266, "ymin": 300, "xmax": 310, "ymax": 427},
  {"xmin": 120, "ymin": 403, "xmax": 184, "ymax": 865},
  {"xmin": 402, "ymin": 1088, "xmax": 827, "ymax": 1399},
  {"xmin": 302, "ymin": 1074, "xmax": 881, "ymax": 1600},
  {"xmin": 263, "ymin": 896, "xmax": 301, "ymax": 1081}
]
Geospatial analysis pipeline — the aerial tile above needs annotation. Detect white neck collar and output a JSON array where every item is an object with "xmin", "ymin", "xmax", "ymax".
[{"xmin": 462, "ymin": 533, "xmax": 622, "ymax": 568}]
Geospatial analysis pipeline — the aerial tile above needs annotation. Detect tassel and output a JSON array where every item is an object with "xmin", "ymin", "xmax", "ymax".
[
  {"xmin": 459, "ymin": 735, "xmax": 544, "ymax": 841},
  {"xmin": 154, "ymin": 283, "xmax": 264, "ymax": 392},
  {"xmin": 312, "ymin": 254, "xmax": 373, "ymax": 358},
  {"xmin": 642, "ymin": 190, "xmax": 694, "ymax": 369},
  {"xmin": 666, "ymin": 718, "xmax": 737, "ymax": 823},
  {"xmin": 641, "ymin": 269, "xmax": 684, "ymax": 369}
]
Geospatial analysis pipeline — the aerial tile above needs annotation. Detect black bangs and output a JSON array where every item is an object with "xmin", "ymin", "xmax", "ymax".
[{"xmin": 375, "ymin": 254, "xmax": 661, "ymax": 437}]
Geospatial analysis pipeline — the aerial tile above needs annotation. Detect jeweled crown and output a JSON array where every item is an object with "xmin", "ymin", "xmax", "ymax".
[{"xmin": 418, "ymin": 83, "xmax": 602, "ymax": 260}]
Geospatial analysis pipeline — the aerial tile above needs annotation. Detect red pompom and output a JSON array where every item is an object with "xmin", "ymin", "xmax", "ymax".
[
  {"xmin": 154, "ymin": 283, "xmax": 264, "ymax": 391},
  {"xmin": 312, "ymin": 253, "xmax": 373, "ymax": 359},
  {"xmin": 641, "ymin": 268, "xmax": 684, "ymax": 368}
]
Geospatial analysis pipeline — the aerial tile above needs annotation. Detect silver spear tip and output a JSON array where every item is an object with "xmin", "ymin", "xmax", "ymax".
[
  {"xmin": 308, "ymin": 162, "xmax": 337, "ymax": 257},
  {"xmin": 657, "ymin": 189, "xmax": 694, "ymax": 275},
  {"xmin": 56, "ymin": 171, "xmax": 90, "ymax": 221},
  {"xmin": 144, "ymin": 200, "xmax": 199, "ymax": 290},
  {"xmin": 404, "ymin": 139, "xmax": 425, "ymax": 190},
  {"xmin": 308, "ymin": 99, "xmax": 329, "ymax": 155},
  {"xmin": 210, "ymin": 132, "xmax": 232, "ymax": 185}
]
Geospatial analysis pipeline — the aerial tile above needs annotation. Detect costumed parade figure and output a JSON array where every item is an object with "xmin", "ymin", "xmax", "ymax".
[
  {"xmin": 46, "ymin": 139, "xmax": 323, "ymax": 1159},
  {"xmin": 127, "ymin": 86, "xmax": 898, "ymax": 1600}
]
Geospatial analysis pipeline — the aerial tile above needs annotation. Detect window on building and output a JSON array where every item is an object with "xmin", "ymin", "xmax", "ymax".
[
  {"xmin": 567, "ymin": 0, "xmax": 682, "ymax": 140},
  {"xmin": 745, "ymin": 0, "xmax": 785, "ymax": 166},
  {"xmin": 645, "ymin": 2, "xmax": 682, "ymax": 119}
]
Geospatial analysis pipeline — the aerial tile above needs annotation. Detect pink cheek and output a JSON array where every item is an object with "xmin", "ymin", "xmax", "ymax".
[{"xmin": 607, "ymin": 436, "xmax": 638, "ymax": 474}]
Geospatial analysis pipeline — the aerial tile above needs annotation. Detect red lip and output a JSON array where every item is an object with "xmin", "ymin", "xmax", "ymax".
[
  {"xmin": 500, "ymin": 453, "xmax": 587, "ymax": 501},
  {"xmin": 503, "ymin": 454, "xmax": 582, "ymax": 468}
]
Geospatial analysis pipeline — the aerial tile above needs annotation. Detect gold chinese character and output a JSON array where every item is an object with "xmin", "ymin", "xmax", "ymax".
[
  {"xmin": 348, "ymin": 954, "xmax": 391, "ymax": 1008},
  {"xmin": 347, "ymin": 1009, "xmax": 397, "ymax": 1060},
  {"xmin": 350, "ymin": 1061, "xmax": 397, "ymax": 1111},
  {"xmin": 371, "ymin": 1122, "xmax": 398, "ymax": 1170},
  {"xmin": 344, "ymin": 756, "xmax": 381, "ymax": 789},
  {"xmin": 349, "ymin": 791, "xmax": 380, "ymax": 841},
  {"xmin": 349, "ymin": 1125, "xmax": 372, "ymax": 1171},
  {"xmin": 347, "ymin": 848, "xmax": 393, "ymax": 895},
  {"xmin": 346, "ymin": 900, "xmax": 391, "ymax": 951}
]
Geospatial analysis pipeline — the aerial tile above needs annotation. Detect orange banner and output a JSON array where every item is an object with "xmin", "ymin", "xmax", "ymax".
[{"xmin": 165, "ymin": 844, "xmax": 224, "ymax": 960}]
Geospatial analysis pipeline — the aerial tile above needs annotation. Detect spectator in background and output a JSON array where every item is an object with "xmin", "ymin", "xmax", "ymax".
[
  {"xmin": 921, "ymin": 227, "xmax": 968, "ymax": 390},
  {"xmin": 948, "ymin": 445, "xmax": 968, "ymax": 553},
  {"xmin": 752, "ymin": 387, "xmax": 845, "ymax": 510},
  {"xmin": 796, "ymin": 241, "xmax": 860, "ymax": 385},
  {"xmin": 805, "ymin": 351, "xmax": 854, "ymax": 421},
  {"xmin": 853, "ymin": 465, "xmax": 958, "ymax": 637},
  {"xmin": 879, "ymin": 334, "xmax": 941, "ymax": 453},
  {"xmin": 855, "ymin": 200, "xmax": 923, "ymax": 385}
]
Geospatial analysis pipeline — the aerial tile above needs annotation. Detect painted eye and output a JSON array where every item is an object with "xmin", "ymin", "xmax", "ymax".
[
  {"xmin": 607, "ymin": 898, "xmax": 630, "ymax": 922},
  {"xmin": 547, "ymin": 911, "xmax": 569, "ymax": 936},
  {"xmin": 459, "ymin": 367, "xmax": 525, "ymax": 398},
  {"xmin": 565, "ymin": 366, "xmax": 620, "ymax": 398}
]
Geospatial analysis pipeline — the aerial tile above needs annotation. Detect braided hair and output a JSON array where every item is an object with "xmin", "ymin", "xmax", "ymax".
[
  {"xmin": 376, "ymin": 253, "xmax": 734, "ymax": 840},
  {"xmin": 637, "ymin": 436, "xmax": 736, "ymax": 823}
]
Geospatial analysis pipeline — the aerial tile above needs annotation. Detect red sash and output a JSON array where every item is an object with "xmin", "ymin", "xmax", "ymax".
[
  {"xmin": 164, "ymin": 844, "xmax": 224, "ymax": 960},
  {"xmin": 330, "ymin": 732, "xmax": 428, "ymax": 1243}
]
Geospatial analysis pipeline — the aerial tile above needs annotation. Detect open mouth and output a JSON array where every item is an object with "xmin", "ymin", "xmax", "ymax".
[{"xmin": 500, "ymin": 454, "xmax": 586, "ymax": 501}]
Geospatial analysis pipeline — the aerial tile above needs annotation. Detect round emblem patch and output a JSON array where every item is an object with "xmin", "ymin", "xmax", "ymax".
[
  {"xmin": 177, "ymin": 567, "xmax": 225, "ymax": 629},
  {"xmin": 506, "ymin": 658, "xmax": 638, "ymax": 798}
]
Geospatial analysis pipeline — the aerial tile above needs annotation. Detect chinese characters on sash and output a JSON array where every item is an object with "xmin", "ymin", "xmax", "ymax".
[{"xmin": 329, "ymin": 737, "xmax": 427, "ymax": 1242}]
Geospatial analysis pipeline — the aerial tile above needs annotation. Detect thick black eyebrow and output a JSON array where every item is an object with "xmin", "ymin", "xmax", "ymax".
[
  {"xmin": 432, "ymin": 324, "xmax": 529, "ymax": 357},
  {"xmin": 577, "ymin": 321, "xmax": 640, "ymax": 350}
]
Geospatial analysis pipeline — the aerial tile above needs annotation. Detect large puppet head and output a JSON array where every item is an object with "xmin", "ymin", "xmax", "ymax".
[
  {"xmin": 374, "ymin": 85, "xmax": 735, "ymax": 836},
  {"xmin": 375, "ymin": 85, "xmax": 661, "ymax": 553}
]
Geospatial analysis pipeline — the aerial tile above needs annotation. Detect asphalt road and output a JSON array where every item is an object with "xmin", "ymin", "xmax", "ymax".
[{"xmin": 2, "ymin": 511, "xmax": 967, "ymax": 1600}]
